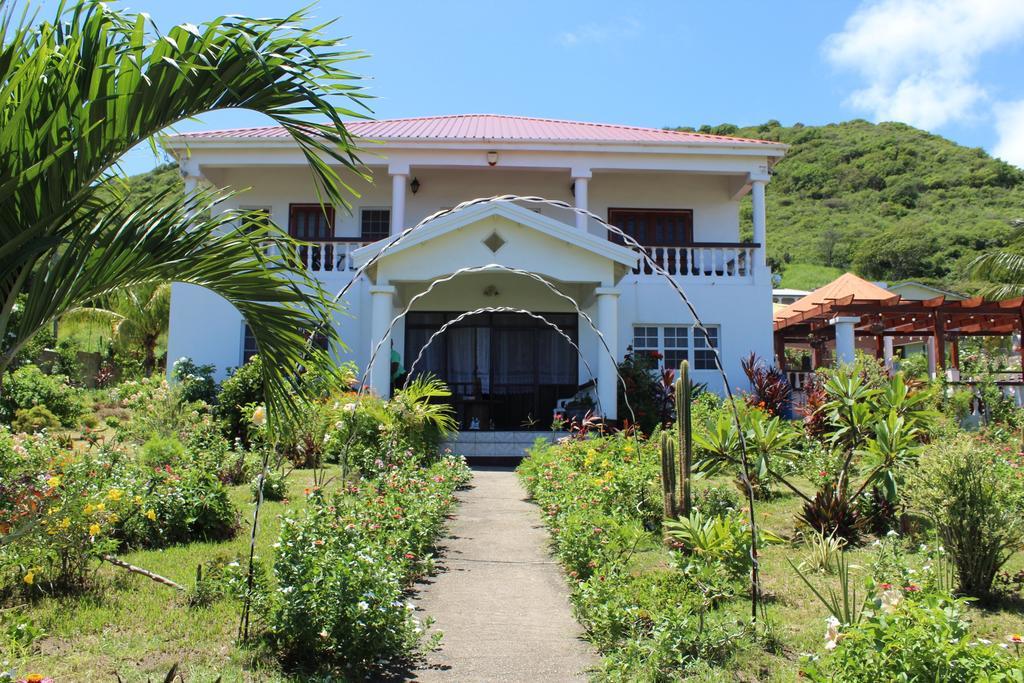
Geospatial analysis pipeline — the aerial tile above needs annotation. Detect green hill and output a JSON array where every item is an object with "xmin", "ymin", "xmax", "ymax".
[{"xmin": 673, "ymin": 120, "xmax": 1024, "ymax": 291}]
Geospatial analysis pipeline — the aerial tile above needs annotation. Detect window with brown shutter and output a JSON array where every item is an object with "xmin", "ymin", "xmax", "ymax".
[
  {"xmin": 607, "ymin": 208, "xmax": 694, "ymax": 246},
  {"xmin": 288, "ymin": 204, "xmax": 335, "ymax": 241}
]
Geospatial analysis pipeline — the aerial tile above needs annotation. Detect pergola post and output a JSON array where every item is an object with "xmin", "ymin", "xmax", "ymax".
[
  {"xmin": 934, "ymin": 314, "xmax": 946, "ymax": 378},
  {"xmin": 830, "ymin": 316, "xmax": 860, "ymax": 365},
  {"xmin": 883, "ymin": 336, "xmax": 894, "ymax": 376},
  {"xmin": 774, "ymin": 332, "xmax": 786, "ymax": 369}
]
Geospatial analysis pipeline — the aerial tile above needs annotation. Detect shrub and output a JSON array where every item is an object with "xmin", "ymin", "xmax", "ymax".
[
  {"xmin": 908, "ymin": 436, "xmax": 1024, "ymax": 598},
  {"xmin": 801, "ymin": 586, "xmax": 1024, "ymax": 681},
  {"xmin": 0, "ymin": 364, "xmax": 83, "ymax": 427},
  {"xmin": 251, "ymin": 469, "xmax": 287, "ymax": 502},
  {"xmin": 692, "ymin": 483, "xmax": 740, "ymax": 517},
  {"xmin": 11, "ymin": 406, "xmax": 61, "ymax": 433},
  {"xmin": 171, "ymin": 357, "xmax": 217, "ymax": 405},
  {"xmin": 139, "ymin": 436, "xmax": 185, "ymax": 468},
  {"xmin": 268, "ymin": 457, "xmax": 470, "ymax": 674},
  {"xmin": 217, "ymin": 355, "xmax": 263, "ymax": 443}
]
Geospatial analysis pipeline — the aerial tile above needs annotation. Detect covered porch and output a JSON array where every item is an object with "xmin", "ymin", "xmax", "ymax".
[{"xmin": 351, "ymin": 201, "xmax": 638, "ymax": 428}]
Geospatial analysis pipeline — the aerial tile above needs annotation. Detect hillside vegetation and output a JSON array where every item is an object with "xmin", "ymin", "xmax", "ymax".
[{"xmin": 675, "ymin": 120, "xmax": 1024, "ymax": 291}]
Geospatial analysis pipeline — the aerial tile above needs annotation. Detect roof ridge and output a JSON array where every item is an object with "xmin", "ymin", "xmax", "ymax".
[{"xmin": 174, "ymin": 114, "xmax": 781, "ymax": 145}]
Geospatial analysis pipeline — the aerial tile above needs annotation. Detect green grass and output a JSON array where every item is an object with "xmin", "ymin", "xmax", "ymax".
[
  {"xmin": 8, "ymin": 466, "xmax": 337, "ymax": 682},
  {"xmin": 778, "ymin": 262, "xmax": 845, "ymax": 291}
]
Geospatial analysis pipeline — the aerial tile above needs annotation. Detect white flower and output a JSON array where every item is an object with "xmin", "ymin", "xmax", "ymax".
[
  {"xmin": 886, "ymin": 530, "xmax": 899, "ymax": 537},
  {"xmin": 824, "ymin": 616, "xmax": 841, "ymax": 651},
  {"xmin": 343, "ymin": 403, "xmax": 357, "ymax": 413},
  {"xmin": 251, "ymin": 405, "xmax": 267, "ymax": 426},
  {"xmin": 978, "ymin": 638, "xmax": 992, "ymax": 645},
  {"xmin": 880, "ymin": 588, "xmax": 902, "ymax": 614},
  {"xmin": 357, "ymin": 601, "xmax": 369, "ymax": 611}
]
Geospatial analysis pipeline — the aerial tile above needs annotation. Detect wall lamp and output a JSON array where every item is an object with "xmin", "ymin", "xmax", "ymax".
[{"xmin": 410, "ymin": 177, "xmax": 420, "ymax": 194}]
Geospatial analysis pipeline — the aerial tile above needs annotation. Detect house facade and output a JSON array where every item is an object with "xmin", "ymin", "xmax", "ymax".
[{"xmin": 165, "ymin": 114, "xmax": 786, "ymax": 430}]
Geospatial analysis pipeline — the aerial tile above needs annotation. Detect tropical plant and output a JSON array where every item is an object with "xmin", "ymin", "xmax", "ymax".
[
  {"xmin": 969, "ymin": 220, "xmax": 1024, "ymax": 298},
  {"xmin": 741, "ymin": 352, "xmax": 792, "ymax": 416},
  {"xmin": 62, "ymin": 282, "xmax": 171, "ymax": 376},
  {"xmin": 908, "ymin": 436, "xmax": 1024, "ymax": 598},
  {"xmin": 0, "ymin": 1, "xmax": 369, "ymax": 430},
  {"xmin": 665, "ymin": 509, "xmax": 781, "ymax": 580}
]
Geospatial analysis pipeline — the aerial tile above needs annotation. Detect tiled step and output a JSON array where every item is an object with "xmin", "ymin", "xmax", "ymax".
[{"xmin": 443, "ymin": 431, "xmax": 566, "ymax": 458}]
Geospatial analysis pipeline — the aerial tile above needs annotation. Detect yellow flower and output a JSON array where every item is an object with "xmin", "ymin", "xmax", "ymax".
[
  {"xmin": 84, "ymin": 504, "xmax": 95, "ymax": 515},
  {"xmin": 146, "ymin": 509, "xmax": 157, "ymax": 521},
  {"xmin": 107, "ymin": 489, "xmax": 123, "ymax": 502},
  {"xmin": 593, "ymin": 478, "xmax": 605, "ymax": 487},
  {"xmin": 96, "ymin": 503, "xmax": 105, "ymax": 512},
  {"xmin": 89, "ymin": 523, "xmax": 101, "ymax": 536},
  {"xmin": 133, "ymin": 495, "xmax": 143, "ymax": 505},
  {"xmin": 23, "ymin": 571, "xmax": 34, "ymax": 585},
  {"xmin": 59, "ymin": 517, "xmax": 71, "ymax": 530},
  {"xmin": 46, "ymin": 475, "xmax": 61, "ymax": 489},
  {"xmin": 108, "ymin": 513, "xmax": 119, "ymax": 523}
]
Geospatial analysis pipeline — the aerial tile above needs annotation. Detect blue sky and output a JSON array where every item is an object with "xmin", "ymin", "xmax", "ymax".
[{"xmin": 45, "ymin": 0, "xmax": 1023, "ymax": 174}]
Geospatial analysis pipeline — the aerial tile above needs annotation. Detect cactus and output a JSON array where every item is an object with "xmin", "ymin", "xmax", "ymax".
[
  {"xmin": 660, "ymin": 431, "xmax": 677, "ymax": 519},
  {"xmin": 677, "ymin": 360, "xmax": 693, "ymax": 518}
]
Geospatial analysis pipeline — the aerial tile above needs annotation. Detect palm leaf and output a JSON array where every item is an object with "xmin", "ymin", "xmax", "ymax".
[{"xmin": 1, "ymin": 2, "xmax": 369, "ymax": 431}]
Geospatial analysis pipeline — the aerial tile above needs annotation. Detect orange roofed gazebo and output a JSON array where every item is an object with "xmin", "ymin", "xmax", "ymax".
[{"xmin": 773, "ymin": 272, "xmax": 1024, "ymax": 388}]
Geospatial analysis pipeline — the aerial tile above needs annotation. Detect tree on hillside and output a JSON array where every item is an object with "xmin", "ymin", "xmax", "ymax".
[
  {"xmin": 64, "ymin": 283, "xmax": 171, "ymax": 377},
  {"xmin": 0, "ymin": 2, "xmax": 369, "ymax": 427}
]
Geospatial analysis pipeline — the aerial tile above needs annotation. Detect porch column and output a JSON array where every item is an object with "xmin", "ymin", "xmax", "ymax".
[
  {"xmin": 595, "ymin": 287, "xmax": 619, "ymax": 420},
  {"xmin": 831, "ymin": 316, "xmax": 859, "ymax": 365},
  {"xmin": 369, "ymin": 285, "xmax": 396, "ymax": 397},
  {"xmin": 572, "ymin": 168, "xmax": 591, "ymax": 231},
  {"xmin": 751, "ymin": 179, "xmax": 767, "ymax": 272},
  {"xmin": 883, "ymin": 336, "xmax": 895, "ymax": 375},
  {"xmin": 927, "ymin": 337, "xmax": 937, "ymax": 379},
  {"xmin": 389, "ymin": 167, "xmax": 408, "ymax": 237}
]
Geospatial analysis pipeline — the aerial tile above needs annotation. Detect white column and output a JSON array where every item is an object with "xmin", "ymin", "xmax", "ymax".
[
  {"xmin": 572, "ymin": 168, "xmax": 591, "ymax": 231},
  {"xmin": 369, "ymin": 285, "xmax": 396, "ymax": 397},
  {"xmin": 883, "ymin": 336, "xmax": 895, "ymax": 375},
  {"xmin": 831, "ymin": 316, "xmax": 859, "ymax": 365},
  {"xmin": 751, "ymin": 179, "xmax": 767, "ymax": 272},
  {"xmin": 927, "ymin": 337, "xmax": 937, "ymax": 380},
  {"xmin": 595, "ymin": 287, "xmax": 619, "ymax": 420},
  {"xmin": 390, "ymin": 171, "xmax": 407, "ymax": 237}
]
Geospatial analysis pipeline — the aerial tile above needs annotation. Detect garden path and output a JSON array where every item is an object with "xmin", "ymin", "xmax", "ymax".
[{"xmin": 407, "ymin": 467, "xmax": 597, "ymax": 682}]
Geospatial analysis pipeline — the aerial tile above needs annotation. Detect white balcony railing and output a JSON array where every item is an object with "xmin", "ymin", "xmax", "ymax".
[
  {"xmin": 630, "ymin": 243, "xmax": 757, "ymax": 280},
  {"xmin": 294, "ymin": 240, "xmax": 370, "ymax": 273}
]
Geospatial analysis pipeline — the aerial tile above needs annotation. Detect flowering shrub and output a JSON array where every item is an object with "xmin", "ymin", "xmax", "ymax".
[
  {"xmin": 0, "ymin": 427, "xmax": 239, "ymax": 593},
  {"xmin": 0, "ymin": 365, "xmax": 83, "ymax": 427},
  {"xmin": 802, "ymin": 585, "xmax": 1024, "ymax": 681},
  {"xmin": 268, "ymin": 456, "xmax": 470, "ymax": 674},
  {"xmin": 909, "ymin": 435, "xmax": 1024, "ymax": 598},
  {"xmin": 519, "ymin": 434, "xmax": 754, "ymax": 678},
  {"xmin": 170, "ymin": 357, "xmax": 217, "ymax": 405}
]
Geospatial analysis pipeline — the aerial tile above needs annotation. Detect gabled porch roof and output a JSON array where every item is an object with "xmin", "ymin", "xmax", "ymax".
[{"xmin": 351, "ymin": 201, "xmax": 639, "ymax": 283}]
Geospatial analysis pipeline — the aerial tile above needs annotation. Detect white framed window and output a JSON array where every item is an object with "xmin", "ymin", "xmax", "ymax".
[
  {"xmin": 693, "ymin": 326, "xmax": 720, "ymax": 370},
  {"xmin": 631, "ymin": 325, "xmax": 719, "ymax": 371}
]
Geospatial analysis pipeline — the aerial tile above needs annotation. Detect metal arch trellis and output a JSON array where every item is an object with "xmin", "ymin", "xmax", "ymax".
[{"xmin": 278, "ymin": 194, "xmax": 765, "ymax": 621}]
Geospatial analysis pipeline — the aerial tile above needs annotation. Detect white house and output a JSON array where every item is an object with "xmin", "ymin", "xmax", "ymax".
[{"xmin": 165, "ymin": 114, "xmax": 786, "ymax": 435}]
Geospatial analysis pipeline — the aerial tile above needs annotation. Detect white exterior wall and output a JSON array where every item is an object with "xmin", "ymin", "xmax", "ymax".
[{"xmin": 168, "ymin": 163, "xmax": 772, "ymax": 396}]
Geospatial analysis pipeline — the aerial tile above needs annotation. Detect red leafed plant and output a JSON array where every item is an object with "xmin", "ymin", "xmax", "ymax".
[
  {"xmin": 741, "ymin": 353, "xmax": 792, "ymax": 416},
  {"xmin": 799, "ymin": 373, "xmax": 830, "ymax": 438}
]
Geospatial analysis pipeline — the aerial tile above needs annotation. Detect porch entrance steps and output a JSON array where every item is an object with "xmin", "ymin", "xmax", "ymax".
[
  {"xmin": 443, "ymin": 430, "xmax": 564, "ymax": 458},
  {"xmin": 407, "ymin": 468, "xmax": 597, "ymax": 681}
]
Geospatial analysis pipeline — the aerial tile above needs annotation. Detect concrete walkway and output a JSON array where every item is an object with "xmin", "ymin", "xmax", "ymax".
[{"xmin": 408, "ymin": 467, "xmax": 597, "ymax": 682}]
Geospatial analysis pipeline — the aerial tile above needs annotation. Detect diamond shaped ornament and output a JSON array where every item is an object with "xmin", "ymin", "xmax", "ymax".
[{"xmin": 483, "ymin": 231, "xmax": 506, "ymax": 253}]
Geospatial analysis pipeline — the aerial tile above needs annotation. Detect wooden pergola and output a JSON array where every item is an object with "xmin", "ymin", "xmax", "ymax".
[{"xmin": 773, "ymin": 273, "xmax": 1024, "ymax": 384}]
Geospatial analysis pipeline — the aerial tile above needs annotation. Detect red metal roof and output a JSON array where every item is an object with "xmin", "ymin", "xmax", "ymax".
[{"xmin": 173, "ymin": 114, "xmax": 781, "ymax": 147}]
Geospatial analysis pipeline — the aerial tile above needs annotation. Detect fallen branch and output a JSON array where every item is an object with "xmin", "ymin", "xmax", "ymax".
[{"xmin": 102, "ymin": 554, "xmax": 184, "ymax": 591}]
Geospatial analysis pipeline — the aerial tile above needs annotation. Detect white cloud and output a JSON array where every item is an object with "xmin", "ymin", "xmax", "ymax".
[
  {"xmin": 994, "ymin": 100, "xmax": 1024, "ymax": 167},
  {"xmin": 824, "ymin": 0, "xmax": 1024, "ymax": 129},
  {"xmin": 558, "ymin": 18, "xmax": 641, "ymax": 47}
]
